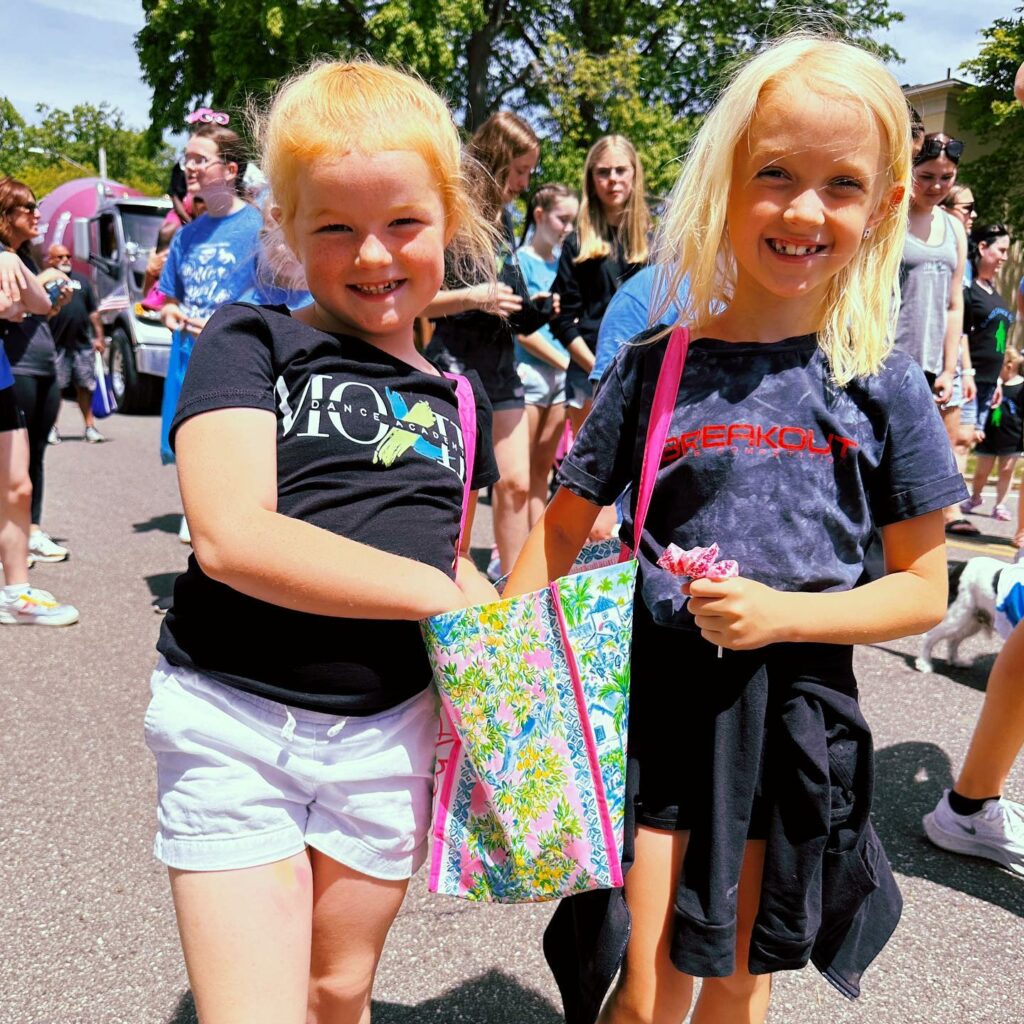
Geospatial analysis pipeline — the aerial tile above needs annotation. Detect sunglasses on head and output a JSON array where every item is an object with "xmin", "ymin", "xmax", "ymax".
[{"xmin": 916, "ymin": 136, "xmax": 964, "ymax": 164}]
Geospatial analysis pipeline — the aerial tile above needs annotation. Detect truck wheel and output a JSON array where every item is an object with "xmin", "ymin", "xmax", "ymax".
[{"xmin": 110, "ymin": 328, "xmax": 161, "ymax": 414}]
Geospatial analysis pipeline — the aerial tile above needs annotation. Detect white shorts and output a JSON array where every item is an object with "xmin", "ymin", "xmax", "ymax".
[{"xmin": 144, "ymin": 657, "xmax": 439, "ymax": 879}]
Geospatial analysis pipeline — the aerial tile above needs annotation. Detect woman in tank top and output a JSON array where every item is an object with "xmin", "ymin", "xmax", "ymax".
[{"xmin": 894, "ymin": 132, "xmax": 971, "ymax": 535}]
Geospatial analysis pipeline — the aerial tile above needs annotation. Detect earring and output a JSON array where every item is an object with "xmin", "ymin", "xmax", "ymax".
[{"xmin": 863, "ymin": 228, "xmax": 872, "ymax": 239}]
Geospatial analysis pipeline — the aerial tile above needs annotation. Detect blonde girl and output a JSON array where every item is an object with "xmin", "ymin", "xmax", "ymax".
[
  {"xmin": 550, "ymin": 134, "xmax": 650, "ymax": 432},
  {"xmin": 426, "ymin": 111, "xmax": 555, "ymax": 577},
  {"xmin": 516, "ymin": 183, "xmax": 579, "ymax": 524},
  {"xmin": 145, "ymin": 61, "xmax": 500, "ymax": 1024},
  {"xmin": 507, "ymin": 34, "xmax": 964, "ymax": 1024}
]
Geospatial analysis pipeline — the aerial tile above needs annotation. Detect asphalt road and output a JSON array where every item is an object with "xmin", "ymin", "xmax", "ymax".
[{"xmin": 2, "ymin": 405, "xmax": 1022, "ymax": 1024}]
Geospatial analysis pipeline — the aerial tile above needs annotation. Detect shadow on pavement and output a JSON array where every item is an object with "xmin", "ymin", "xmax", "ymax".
[
  {"xmin": 134, "ymin": 513, "xmax": 182, "ymax": 535},
  {"xmin": 873, "ymin": 741, "xmax": 1024, "ymax": 918},
  {"xmin": 167, "ymin": 971, "xmax": 561, "ymax": 1024},
  {"xmin": 868, "ymin": 642, "xmax": 993, "ymax": 694}
]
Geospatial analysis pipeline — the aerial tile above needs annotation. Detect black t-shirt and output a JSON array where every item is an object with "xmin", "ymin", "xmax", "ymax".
[
  {"xmin": 157, "ymin": 302, "xmax": 499, "ymax": 714},
  {"xmin": 963, "ymin": 280, "xmax": 1014, "ymax": 384},
  {"xmin": 549, "ymin": 231, "xmax": 645, "ymax": 353},
  {"xmin": 558, "ymin": 332, "xmax": 967, "ymax": 629},
  {"xmin": 49, "ymin": 271, "xmax": 98, "ymax": 351}
]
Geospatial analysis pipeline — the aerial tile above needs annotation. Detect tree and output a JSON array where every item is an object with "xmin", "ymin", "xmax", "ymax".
[
  {"xmin": 135, "ymin": 0, "xmax": 901, "ymax": 183},
  {"xmin": 957, "ymin": 9, "xmax": 1024, "ymax": 237},
  {"xmin": 0, "ymin": 99, "xmax": 175, "ymax": 198}
]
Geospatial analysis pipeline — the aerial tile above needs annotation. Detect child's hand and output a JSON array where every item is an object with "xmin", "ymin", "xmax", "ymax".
[
  {"xmin": 684, "ymin": 576, "xmax": 793, "ymax": 650},
  {"xmin": 456, "ymin": 555, "xmax": 500, "ymax": 606}
]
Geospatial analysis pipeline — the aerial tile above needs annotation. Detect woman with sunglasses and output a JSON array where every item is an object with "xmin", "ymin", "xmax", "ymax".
[
  {"xmin": 0, "ymin": 176, "xmax": 84, "ymax": 574},
  {"xmin": 894, "ymin": 132, "xmax": 973, "ymax": 536}
]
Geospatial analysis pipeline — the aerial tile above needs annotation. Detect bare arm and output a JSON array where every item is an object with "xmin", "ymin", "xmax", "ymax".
[
  {"xmin": 517, "ymin": 331, "xmax": 570, "ymax": 370},
  {"xmin": 504, "ymin": 487, "xmax": 601, "ymax": 596},
  {"xmin": 935, "ymin": 216, "xmax": 967, "ymax": 403},
  {"xmin": 687, "ymin": 510, "xmax": 948, "ymax": 648},
  {"xmin": 177, "ymin": 407, "xmax": 471, "ymax": 619},
  {"xmin": 423, "ymin": 283, "xmax": 521, "ymax": 319},
  {"xmin": 567, "ymin": 337, "xmax": 596, "ymax": 373},
  {"xmin": 89, "ymin": 311, "xmax": 105, "ymax": 352}
]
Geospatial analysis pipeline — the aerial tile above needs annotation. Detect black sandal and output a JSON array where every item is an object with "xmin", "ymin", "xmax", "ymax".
[{"xmin": 945, "ymin": 518, "xmax": 981, "ymax": 536}]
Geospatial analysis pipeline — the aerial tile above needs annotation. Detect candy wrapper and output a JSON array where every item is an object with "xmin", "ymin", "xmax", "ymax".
[{"xmin": 657, "ymin": 542, "xmax": 739, "ymax": 656}]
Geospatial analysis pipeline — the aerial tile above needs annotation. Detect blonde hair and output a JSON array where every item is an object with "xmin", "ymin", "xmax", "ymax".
[
  {"xmin": 577, "ymin": 135, "xmax": 650, "ymax": 264},
  {"xmin": 467, "ymin": 111, "xmax": 539, "ymax": 223},
  {"xmin": 653, "ymin": 34, "xmax": 911, "ymax": 385},
  {"xmin": 256, "ymin": 59, "xmax": 498, "ymax": 289}
]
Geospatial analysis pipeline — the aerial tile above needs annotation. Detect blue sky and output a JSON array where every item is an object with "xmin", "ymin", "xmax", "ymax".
[{"xmin": 5, "ymin": 0, "xmax": 1022, "ymax": 134}]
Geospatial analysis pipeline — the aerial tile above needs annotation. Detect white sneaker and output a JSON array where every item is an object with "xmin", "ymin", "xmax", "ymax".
[
  {"xmin": 178, "ymin": 516, "xmax": 191, "ymax": 545},
  {"xmin": 923, "ymin": 789, "xmax": 1024, "ymax": 876},
  {"xmin": 84, "ymin": 425, "xmax": 105, "ymax": 443},
  {"xmin": 47, "ymin": 426, "xmax": 61, "ymax": 445},
  {"xmin": 28, "ymin": 530, "xmax": 69, "ymax": 563},
  {"xmin": 0, "ymin": 587, "xmax": 79, "ymax": 626}
]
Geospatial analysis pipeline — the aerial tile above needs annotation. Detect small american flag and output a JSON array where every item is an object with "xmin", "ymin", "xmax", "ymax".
[{"xmin": 97, "ymin": 286, "xmax": 130, "ymax": 315}]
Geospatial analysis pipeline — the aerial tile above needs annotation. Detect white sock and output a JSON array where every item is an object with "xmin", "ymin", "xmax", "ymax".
[{"xmin": 3, "ymin": 583, "xmax": 30, "ymax": 598}]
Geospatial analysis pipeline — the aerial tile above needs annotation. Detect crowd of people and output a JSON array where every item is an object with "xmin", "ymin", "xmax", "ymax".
[{"xmin": 2, "ymin": 31, "xmax": 1023, "ymax": 1024}]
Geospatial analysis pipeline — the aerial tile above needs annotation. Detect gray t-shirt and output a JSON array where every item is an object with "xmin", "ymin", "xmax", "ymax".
[
  {"xmin": 894, "ymin": 211, "xmax": 958, "ymax": 376},
  {"xmin": 559, "ymin": 332, "xmax": 967, "ymax": 629},
  {"xmin": 0, "ymin": 251, "xmax": 58, "ymax": 378}
]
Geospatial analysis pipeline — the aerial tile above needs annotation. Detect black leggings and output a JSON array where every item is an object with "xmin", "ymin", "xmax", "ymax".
[{"xmin": 12, "ymin": 374, "xmax": 60, "ymax": 526}]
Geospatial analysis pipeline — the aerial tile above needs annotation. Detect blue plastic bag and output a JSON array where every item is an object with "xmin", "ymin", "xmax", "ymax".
[{"xmin": 91, "ymin": 350, "xmax": 117, "ymax": 419}]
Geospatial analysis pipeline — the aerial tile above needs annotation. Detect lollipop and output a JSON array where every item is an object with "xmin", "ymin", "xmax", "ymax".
[{"xmin": 657, "ymin": 542, "xmax": 739, "ymax": 655}]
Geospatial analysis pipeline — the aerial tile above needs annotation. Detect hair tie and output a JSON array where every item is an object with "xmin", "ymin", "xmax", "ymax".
[{"xmin": 186, "ymin": 108, "xmax": 230, "ymax": 126}]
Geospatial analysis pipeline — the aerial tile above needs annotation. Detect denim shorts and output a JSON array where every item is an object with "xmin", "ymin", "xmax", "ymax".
[
  {"xmin": 144, "ymin": 658, "xmax": 439, "ymax": 879},
  {"xmin": 565, "ymin": 362, "xmax": 594, "ymax": 410},
  {"xmin": 517, "ymin": 359, "xmax": 566, "ymax": 407},
  {"xmin": 56, "ymin": 348, "xmax": 96, "ymax": 390}
]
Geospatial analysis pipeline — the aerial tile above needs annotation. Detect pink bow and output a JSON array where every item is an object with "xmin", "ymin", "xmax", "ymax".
[
  {"xmin": 657, "ymin": 542, "xmax": 739, "ymax": 582},
  {"xmin": 186, "ymin": 108, "xmax": 230, "ymax": 126}
]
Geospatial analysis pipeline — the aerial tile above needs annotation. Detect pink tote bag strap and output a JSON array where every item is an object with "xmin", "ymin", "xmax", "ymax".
[
  {"xmin": 444, "ymin": 372, "xmax": 477, "ymax": 567},
  {"xmin": 629, "ymin": 326, "xmax": 689, "ymax": 552}
]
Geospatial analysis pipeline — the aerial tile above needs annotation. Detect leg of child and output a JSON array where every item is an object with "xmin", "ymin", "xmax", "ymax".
[
  {"xmin": 970, "ymin": 454, "xmax": 995, "ymax": 503},
  {"xmin": 953, "ymin": 620, "xmax": 1024, "ymax": 801},
  {"xmin": 691, "ymin": 840, "xmax": 771, "ymax": 1024},
  {"xmin": 994, "ymin": 455, "xmax": 1018, "ymax": 512},
  {"xmin": 307, "ymin": 850, "xmax": 410, "ymax": 1024},
  {"xmin": 599, "ymin": 827, "xmax": 695, "ymax": 1024},
  {"xmin": 1017, "ymin": 480, "xmax": 1024, "ymax": 549},
  {"xmin": 526, "ymin": 401, "xmax": 566, "ymax": 526},
  {"xmin": 169, "ymin": 851, "xmax": 314, "ymax": 1024},
  {"xmin": 0, "ymin": 428, "xmax": 32, "ymax": 586},
  {"xmin": 491, "ymin": 407, "xmax": 531, "ymax": 573}
]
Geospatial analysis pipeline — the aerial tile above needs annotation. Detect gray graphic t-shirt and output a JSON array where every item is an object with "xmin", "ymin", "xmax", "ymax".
[{"xmin": 557, "ymin": 332, "xmax": 968, "ymax": 629}]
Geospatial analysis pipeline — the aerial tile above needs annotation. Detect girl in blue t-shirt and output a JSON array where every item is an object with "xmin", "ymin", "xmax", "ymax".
[
  {"xmin": 145, "ymin": 61, "xmax": 500, "ymax": 1023},
  {"xmin": 507, "ymin": 34, "xmax": 964, "ymax": 1024},
  {"xmin": 516, "ymin": 183, "xmax": 579, "ymax": 525}
]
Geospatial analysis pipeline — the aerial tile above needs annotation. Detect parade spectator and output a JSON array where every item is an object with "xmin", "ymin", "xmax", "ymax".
[
  {"xmin": 425, "ymin": 111, "xmax": 555, "ymax": 577},
  {"xmin": 45, "ymin": 243, "xmax": 105, "ymax": 444},
  {"xmin": 894, "ymin": 134, "xmax": 972, "ymax": 536},
  {"xmin": 958, "ymin": 223, "xmax": 1014, "ymax": 516},
  {"xmin": 962, "ymin": 347, "xmax": 1023, "ymax": 521},
  {"xmin": 0, "ymin": 196, "xmax": 78, "ymax": 624},
  {"xmin": 157, "ymin": 121, "xmax": 263, "ymax": 542},
  {"xmin": 550, "ymin": 134, "xmax": 650, "ymax": 433},
  {"xmin": 0, "ymin": 177, "xmax": 75, "ymax": 563},
  {"xmin": 515, "ymin": 183, "xmax": 578, "ymax": 525}
]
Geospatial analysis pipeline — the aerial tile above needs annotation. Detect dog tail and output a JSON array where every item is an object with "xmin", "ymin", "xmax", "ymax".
[{"xmin": 947, "ymin": 560, "xmax": 967, "ymax": 606}]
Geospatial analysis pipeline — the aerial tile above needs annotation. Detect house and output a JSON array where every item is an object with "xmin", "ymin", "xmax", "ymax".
[{"xmin": 904, "ymin": 74, "xmax": 995, "ymax": 162}]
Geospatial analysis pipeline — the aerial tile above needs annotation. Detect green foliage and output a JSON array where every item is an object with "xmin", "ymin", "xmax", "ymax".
[
  {"xmin": 134, "ymin": 0, "xmax": 900, "ymax": 198},
  {"xmin": 957, "ymin": 12, "xmax": 1024, "ymax": 237},
  {"xmin": 0, "ymin": 98, "xmax": 175, "ymax": 198}
]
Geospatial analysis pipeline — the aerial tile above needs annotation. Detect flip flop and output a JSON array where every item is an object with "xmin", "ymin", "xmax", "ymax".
[{"xmin": 945, "ymin": 518, "xmax": 981, "ymax": 536}]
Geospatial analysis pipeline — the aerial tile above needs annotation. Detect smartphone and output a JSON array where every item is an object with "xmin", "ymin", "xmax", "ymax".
[{"xmin": 44, "ymin": 279, "xmax": 80, "ymax": 303}]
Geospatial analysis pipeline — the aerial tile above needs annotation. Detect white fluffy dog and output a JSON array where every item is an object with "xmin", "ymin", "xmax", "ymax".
[{"xmin": 915, "ymin": 557, "xmax": 1008, "ymax": 673}]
